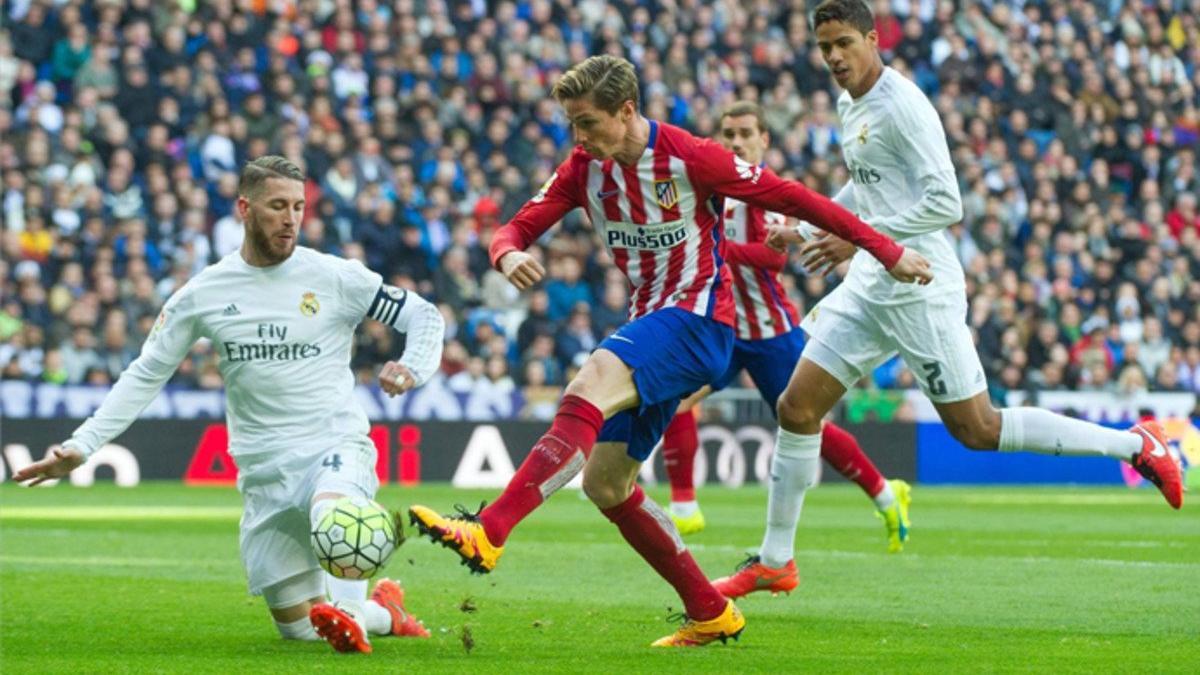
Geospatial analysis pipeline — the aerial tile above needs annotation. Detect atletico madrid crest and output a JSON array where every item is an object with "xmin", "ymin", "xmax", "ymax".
[{"xmin": 654, "ymin": 179, "xmax": 678, "ymax": 209}]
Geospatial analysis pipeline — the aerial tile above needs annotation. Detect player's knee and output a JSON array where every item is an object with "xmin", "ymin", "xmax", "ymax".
[
  {"xmin": 947, "ymin": 416, "xmax": 1001, "ymax": 451},
  {"xmin": 776, "ymin": 391, "xmax": 821, "ymax": 432},
  {"xmin": 563, "ymin": 375, "xmax": 592, "ymax": 400},
  {"xmin": 581, "ymin": 469, "xmax": 624, "ymax": 509}
]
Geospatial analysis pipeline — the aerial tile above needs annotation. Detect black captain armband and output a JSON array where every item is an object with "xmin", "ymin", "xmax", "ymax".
[{"xmin": 368, "ymin": 285, "xmax": 408, "ymax": 325}]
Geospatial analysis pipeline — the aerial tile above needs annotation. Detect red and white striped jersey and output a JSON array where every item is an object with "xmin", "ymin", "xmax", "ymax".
[
  {"xmin": 721, "ymin": 199, "xmax": 801, "ymax": 340},
  {"xmin": 490, "ymin": 120, "xmax": 903, "ymax": 327}
]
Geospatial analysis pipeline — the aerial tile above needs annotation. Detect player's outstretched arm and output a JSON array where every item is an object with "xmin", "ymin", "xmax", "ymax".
[
  {"xmin": 488, "ymin": 154, "xmax": 585, "ymax": 289},
  {"xmin": 366, "ymin": 285, "xmax": 445, "ymax": 395},
  {"xmin": 52, "ymin": 289, "xmax": 201, "ymax": 466},
  {"xmin": 722, "ymin": 239, "xmax": 787, "ymax": 271},
  {"xmin": 11, "ymin": 445, "xmax": 84, "ymax": 486},
  {"xmin": 765, "ymin": 221, "xmax": 930, "ymax": 284},
  {"xmin": 688, "ymin": 139, "xmax": 921, "ymax": 279}
]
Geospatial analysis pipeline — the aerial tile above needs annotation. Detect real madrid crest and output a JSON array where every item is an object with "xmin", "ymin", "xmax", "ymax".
[
  {"xmin": 300, "ymin": 292, "xmax": 320, "ymax": 317},
  {"xmin": 858, "ymin": 122, "xmax": 869, "ymax": 144}
]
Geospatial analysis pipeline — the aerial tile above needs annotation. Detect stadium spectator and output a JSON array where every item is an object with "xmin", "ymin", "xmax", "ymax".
[{"xmin": 2, "ymin": 0, "xmax": 1199, "ymax": 404}]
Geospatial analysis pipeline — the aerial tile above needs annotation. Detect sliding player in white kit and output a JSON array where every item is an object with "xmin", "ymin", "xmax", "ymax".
[
  {"xmin": 752, "ymin": 0, "xmax": 1183, "ymax": 578},
  {"xmin": 13, "ymin": 156, "xmax": 446, "ymax": 654}
]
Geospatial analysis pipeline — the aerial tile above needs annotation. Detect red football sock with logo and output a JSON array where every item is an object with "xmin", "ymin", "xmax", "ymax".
[
  {"xmin": 662, "ymin": 409, "xmax": 699, "ymax": 502},
  {"xmin": 480, "ymin": 394, "xmax": 603, "ymax": 545},
  {"xmin": 820, "ymin": 421, "xmax": 886, "ymax": 497},
  {"xmin": 601, "ymin": 485, "xmax": 727, "ymax": 621}
]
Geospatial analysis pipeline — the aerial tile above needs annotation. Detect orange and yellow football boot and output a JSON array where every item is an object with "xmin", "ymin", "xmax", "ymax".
[
  {"xmin": 651, "ymin": 600, "xmax": 745, "ymax": 647},
  {"xmin": 408, "ymin": 503, "xmax": 504, "ymax": 573}
]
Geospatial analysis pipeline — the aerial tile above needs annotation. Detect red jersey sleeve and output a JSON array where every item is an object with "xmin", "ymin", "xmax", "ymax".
[
  {"xmin": 488, "ymin": 150, "xmax": 588, "ymax": 269},
  {"xmin": 686, "ymin": 137, "xmax": 903, "ymax": 269},
  {"xmin": 721, "ymin": 240, "xmax": 787, "ymax": 271},
  {"xmin": 723, "ymin": 207, "xmax": 787, "ymax": 271}
]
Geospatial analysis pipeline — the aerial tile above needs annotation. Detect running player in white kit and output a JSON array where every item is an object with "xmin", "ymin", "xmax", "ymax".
[
  {"xmin": 14, "ymin": 156, "xmax": 445, "ymax": 654},
  {"xmin": 756, "ymin": 0, "xmax": 1183, "ymax": 573}
]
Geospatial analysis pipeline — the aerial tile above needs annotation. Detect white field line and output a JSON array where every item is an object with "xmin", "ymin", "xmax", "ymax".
[
  {"xmin": 0, "ymin": 506, "xmax": 242, "ymax": 520},
  {"xmin": 951, "ymin": 493, "xmax": 1175, "ymax": 506},
  {"xmin": 0, "ymin": 554, "xmax": 211, "ymax": 567},
  {"xmin": 688, "ymin": 543, "xmax": 1200, "ymax": 570}
]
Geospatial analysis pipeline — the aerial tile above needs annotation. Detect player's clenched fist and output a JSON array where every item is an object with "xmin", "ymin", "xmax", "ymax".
[
  {"xmin": 379, "ymin": 361, "xmax": 417, "ymax": 397},
  {"xmin": 498, "ymin": 250, "xmax": 546, "ymax": 290},
  {"xmin": 887, "ymin": 248, "xmax": 933, "ymax": 285},
  {"xmin": 12, "ymin": 444, "xmax": 84, "ymax": 486},
  {"xmin": 765, "ymin": 223, "xmax": 807, "ymax": 252}
]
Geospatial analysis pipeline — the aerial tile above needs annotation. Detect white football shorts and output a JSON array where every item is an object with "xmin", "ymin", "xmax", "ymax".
[
  {"xmin": 800, "ymin": 285, "xmax": 987, "ymax": 404},
  {"xmin": 235, "ymin": 436, "xmax": 379, "ymax": 596}
]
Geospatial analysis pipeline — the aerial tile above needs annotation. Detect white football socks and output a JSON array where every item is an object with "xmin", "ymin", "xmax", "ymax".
[
  {"xmin": 669, "ymin": 500, "xmax": 699, "ymax": 518},
  {"xmin": 310, "ymin": 498, "xmax": 335, "ymax": 524},
  {"xmin": 275, "ymin": 616, "xmax": 319, "ymax": 640},
  {"xmin": 999, "ymin": 408, "xmax": 1141, "ymax": 460},
  {"xmin": 758, "ymin": 428, "xmax": 821, "ymax": 569},
  {"xmin": 871, "ymin": 480, "xmax": 896, "ymax": 511}
]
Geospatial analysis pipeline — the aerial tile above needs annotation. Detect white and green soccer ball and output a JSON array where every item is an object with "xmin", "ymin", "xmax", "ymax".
[{"xmin": 311, "ymin": 496, "xmax": 399, "ymax": 579}]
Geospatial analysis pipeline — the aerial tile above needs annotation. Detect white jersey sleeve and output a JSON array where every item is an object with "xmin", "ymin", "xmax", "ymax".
[
  {"xmin": 866, "ymin": 96, "xmax": 962, "ymax": 239},
  {"xmin": 64, "ymin": 284, "xmax": 200, "ymax": 457},
  {"xmin": 334, "ymin": 257, "xmax": 384, "ymax": 324},
  {"xmin": 366, "ymin": 286, "xmax": 445, "ymax": 387},
  {"xmin": 332, "ymin": 255, "xmax": 445, "ymax": 386}
]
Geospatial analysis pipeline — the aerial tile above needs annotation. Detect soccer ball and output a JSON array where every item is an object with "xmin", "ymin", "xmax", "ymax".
[{"xmin": 311, "ymin": 496, "xmax": 398, "ymax": 579}]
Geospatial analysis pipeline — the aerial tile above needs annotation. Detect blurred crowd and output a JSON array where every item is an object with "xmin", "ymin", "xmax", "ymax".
[{"xmin": 2, "ymin": 0, "xmax": 1199, "ymax": 420}]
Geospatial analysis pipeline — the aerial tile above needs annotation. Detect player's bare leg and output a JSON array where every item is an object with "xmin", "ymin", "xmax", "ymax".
[
  {"xmin": 270, "ymin": 594, "xmax": 326, "ymax": 643},
  {"xmin": 714, "ymin": 358, "xmax": 842, "ymax": 598},
  {"xmin": 409, "ymin": 349, "xmax": 638, "ymax": 571},
  {"xmin": 583, "ymin": 442, "xmax": 744, "ymax": 647},
  {"xmin": 935, "ymin": 393, "xmax": 1183, "ymax": 509}
]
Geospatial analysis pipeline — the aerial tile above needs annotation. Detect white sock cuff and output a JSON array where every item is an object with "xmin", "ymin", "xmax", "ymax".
[
  {"xmin": 775, "ymin": 428, "xmax": 821, "ymax": 460},
  {"xmin": 310, "ymin": 497, "xmax": 336, "ymax": 525},
  {"xmin": 325, "ymin": 575, "xmax": 369, "ymax": 604},
  {"xmin": 998, "ymin": 408, "xmax": 1024, "ymax": 452},
  {"xmin": 276, "ymin": 616, "xmax": 319, "ymax": 641}
]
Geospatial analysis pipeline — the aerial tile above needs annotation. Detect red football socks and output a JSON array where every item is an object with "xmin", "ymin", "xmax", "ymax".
[
  {"xmin": 601, "ymin": 485, "xmax": 726, "ymax": 621},
  {"xmin": 480, "ymin": 394, "xmax": 604, "ymax": 545},
  {"xmin": 662, "ymin": 408, "xmax": 699, "ymax": 502},
  {"xmin": 820, "ymin": 421, "xmax": 886, "ymax": 497}
]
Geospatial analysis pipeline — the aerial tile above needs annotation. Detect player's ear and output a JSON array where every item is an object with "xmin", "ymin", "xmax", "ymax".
[
  {"xmin": 865, "ymin": 29, "xmax": 879, "ymax": 48},
  {"xmin": 621, "ymin": 98, "xmax": 636, "ymax": 121},
  {"xmin": 235, "ymin": 195, "xmax": 249, "ymax": 220}
]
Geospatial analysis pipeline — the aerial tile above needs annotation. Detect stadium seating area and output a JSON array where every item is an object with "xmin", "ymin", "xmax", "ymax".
[{"xmin": 2, "ymin": 0, "xmax": 1199, "ymax": 408}]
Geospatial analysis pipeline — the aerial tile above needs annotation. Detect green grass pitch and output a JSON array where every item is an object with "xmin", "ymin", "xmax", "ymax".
[{"xmin": 1, "ymin": 482, "xmax": 1197, "ymax": 673}]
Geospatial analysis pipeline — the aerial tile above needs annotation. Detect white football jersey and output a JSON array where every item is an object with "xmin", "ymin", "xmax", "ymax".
[
  {"xmin": 68, "ymin": 247, "xmax": 386, "ymax": 462},
  {"xmin": 836, "ymin": 66, "xmax": 965, "ymax": 305}
]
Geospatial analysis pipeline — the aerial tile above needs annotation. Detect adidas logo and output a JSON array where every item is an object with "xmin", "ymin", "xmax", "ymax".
[{"xmin": 222, "ymin": 304, "xmax": 240, "ymax": 316}]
